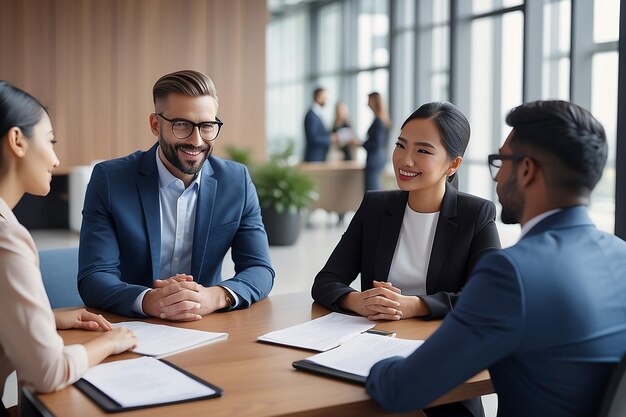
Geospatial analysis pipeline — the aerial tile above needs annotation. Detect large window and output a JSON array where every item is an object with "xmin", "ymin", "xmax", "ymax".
[
  {"xmin": 462, "ymin": 9, "xmax": 524, "ymax": 203},
  {"xmin": 571, "ymin": 0, "xmax": 620, "ymax": 232},
  {"xmin": 542, "ymin": 0, "xmax": 571, "ymax": 100},
  {"xmin": 267, "ymin": 0, "xmax": 389, "ymax": 162},
  {"xmin": 267, "ymin": 11, "xmax": 309, "ymax": 157},
  {"xmin": 267, "ymin": 0, "xmax": 621, "ymax": 238}
]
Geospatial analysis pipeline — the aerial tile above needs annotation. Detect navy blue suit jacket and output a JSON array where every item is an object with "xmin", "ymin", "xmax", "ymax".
[
  {"xmin": 312, "ymin": 183, "xmax": 501, "ymax": 319},
  {"xmin": 367, "ymin": 207, "xmax": 626, "ymax": 416},
  {"xmin": 78, "ymin": 144, "xmax": 274, "ymax": 317},
  {"xmin": 304, "ymin": 109, "xmax": 330, "ymax": 162},
  {"xmin": 363, "ymin": 117, "xmax": 388, "ymax": 171}
]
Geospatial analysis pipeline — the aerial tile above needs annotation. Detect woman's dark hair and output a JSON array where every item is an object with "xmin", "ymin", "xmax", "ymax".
[
  {"xmin": 0, "ymin": 80, "xmax": 47, "ymax": 139},
  {"xmin": 401, "ymin": 101, "xmax": 470, "ymax": 158},
  {"xmin": 401, "ymin": 102, "xmax": 470, "ymax": 182}
]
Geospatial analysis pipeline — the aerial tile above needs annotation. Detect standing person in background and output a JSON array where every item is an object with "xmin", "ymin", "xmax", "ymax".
[
  {"xmin": 304, "ymin": 87, "xmax": 337, "ymax": 162},
  {"xmin": 0, "ymin": 81, "xmax": 136, "ymax": 411},
  {"xmin": 332, "ymin": 102, "xmax": 358, "ymax": 161},
  {"xmin": 363, "ymin": 92, "xmax": 391, "ymax": 192}
]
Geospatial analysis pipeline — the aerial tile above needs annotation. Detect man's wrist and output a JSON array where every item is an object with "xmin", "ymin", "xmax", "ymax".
[
  {"xmin": 219, "ymin": 286, "xmax": 236, "ymax": 310},
  {"xmin": 140, "ymin": 289, "xmax": 157, "ymax": 317}
]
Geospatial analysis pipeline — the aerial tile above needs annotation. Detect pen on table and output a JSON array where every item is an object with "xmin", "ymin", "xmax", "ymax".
[{"xmin": 365, "ymin": 329, "xmax": 397, "ymax": 338}]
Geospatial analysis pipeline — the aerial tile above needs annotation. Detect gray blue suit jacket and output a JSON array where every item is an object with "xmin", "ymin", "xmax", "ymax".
[
  {"xmin": 78, "ymin": 144, "xmax": 274, "ymax": 317},
  {"xmin": 367, "ymin": 206, "xmax": 626, "ymax": 416},
  {"xmin": 304, "ymin": 109, "xmax": 330, "ymax": 162}
]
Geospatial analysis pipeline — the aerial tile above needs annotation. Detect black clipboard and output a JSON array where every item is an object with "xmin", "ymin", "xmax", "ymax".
[
  {"xmin": 74, "ymin": 359, "xmax": 222, "ymax": 413},
  {"xmin": 292, "ymin": 359, "xmax": 366, "ymax": 385}
]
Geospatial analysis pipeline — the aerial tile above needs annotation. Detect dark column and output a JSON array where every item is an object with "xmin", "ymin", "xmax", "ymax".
[{"xmin": 616, "ymin": 2, "xmax": 626, "ymax": 239}]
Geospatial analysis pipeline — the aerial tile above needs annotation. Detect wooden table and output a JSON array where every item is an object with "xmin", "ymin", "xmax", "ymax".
[{"xmin": 24, "ymin": 292, "xmax": 493, "ymax": 417}]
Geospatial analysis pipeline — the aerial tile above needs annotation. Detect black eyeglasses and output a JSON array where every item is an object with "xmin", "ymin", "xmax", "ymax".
[
  {"xmin": 157, "ymin": 113, "xmax": 223, "ymax": 141},
  {"xmin": 487, "ymin": 153, "xmax": 524, "ymax": 181}
]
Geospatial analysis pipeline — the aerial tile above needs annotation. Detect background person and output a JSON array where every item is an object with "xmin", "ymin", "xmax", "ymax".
[
  {"xmin": 304, "ymin": 87, "xmax": 337, "ymax": 162},
  {"xmin": 363, "ymin": 92, "xmax": 391, "ymax": 192},
  {"xmin": 332, "ymin": 101, "xmax": 358, "ymax": 161}
]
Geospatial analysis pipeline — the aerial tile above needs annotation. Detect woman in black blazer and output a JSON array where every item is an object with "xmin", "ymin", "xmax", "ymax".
[
  {"xmin": 312, "ymin": 102, "xmax": 500, "ymax": 417},
  {"xmin": 312, "ymin": 101, "xmax": 500, "ymax": 320},
  {"xmin": 313, "ymin": 181, "xmax": 499, "ymax": 319}
]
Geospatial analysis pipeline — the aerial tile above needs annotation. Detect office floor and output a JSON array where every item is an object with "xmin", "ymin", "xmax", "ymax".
[{"xmin": 2, "ymin": 209, "xmax": 500, "ymax": 416}]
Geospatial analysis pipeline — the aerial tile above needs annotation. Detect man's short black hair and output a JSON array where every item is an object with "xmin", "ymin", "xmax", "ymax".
[
  {"xmin": 506, "ymin": 100, "xmax": 607, "ymax": 193},
  {"xmin": 313, "ymin": 87, "xmax": 325, "ymax": 101}
]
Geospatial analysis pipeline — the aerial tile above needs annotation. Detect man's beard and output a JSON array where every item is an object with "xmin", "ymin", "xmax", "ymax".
[
  {"xmin": 498, "ymin": 170, "xmax": 524, "ymax": 225},
  {"xmin": 158, "ymin": 133, "xmax": 211, "ymax": 175}
]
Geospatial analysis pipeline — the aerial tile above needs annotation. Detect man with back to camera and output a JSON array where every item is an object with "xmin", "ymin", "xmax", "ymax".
[
  {"xmin": 366, "ymin": 100, "xmax": 626, "ymax": 416},
  {"xmin": 78, "ymin": 70, "xmax": 274, "ymax": 320},
  {"xmin": 304, "ymin": 87, "xmax": 337, "ymax": 162}
]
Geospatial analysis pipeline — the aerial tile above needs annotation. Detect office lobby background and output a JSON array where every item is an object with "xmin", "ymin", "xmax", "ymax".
[
  {"xmin": 0, "ymin": 1, "xmax": 622, "ymax": 414},
  {"xmin": 0, "ymin": 0, "xmax": 622, "ymax": 239}
]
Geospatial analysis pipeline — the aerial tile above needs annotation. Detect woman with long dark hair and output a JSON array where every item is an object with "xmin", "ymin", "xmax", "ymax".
[{"xmin": 0, "ymin": 81, "xmax": 136, "ymax": 413}]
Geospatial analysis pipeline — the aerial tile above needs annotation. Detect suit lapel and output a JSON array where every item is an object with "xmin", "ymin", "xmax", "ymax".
[
  {"xmin": 191, "ymin": 159, "xmax": 217, "ymax": 279},
  {"xmin": 375, "ymin": 192, "xmax": 408, "ymax": 281},
  {"xmin": 137, "ymin": 144, "xmax": 161, "ymax": 279},
  {"xmin": 425, "ymin": 182, "xmax": 458, "ymax": 293}
]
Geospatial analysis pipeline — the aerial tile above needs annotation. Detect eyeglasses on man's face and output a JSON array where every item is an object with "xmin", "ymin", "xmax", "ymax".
[
  {"xmin": 157, "ymin": 113, "xmax": 223, "ymax": 141},
  {"xmin": 487, "ymin": 153, "xmax": 524, "ymax": 181}
]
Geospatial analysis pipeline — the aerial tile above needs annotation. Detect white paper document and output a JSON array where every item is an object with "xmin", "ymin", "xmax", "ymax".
[
  {"xmin": 306, "ymin": 332, "xmax": 424, "ymax": 377},
  {"xmin": 113, "ymin": 321, "xmax": 227, "ymax": 357},
  {"xmin": 257, "ymin": 312, "xmax": 375, "ymax": 351},
  {"xmin": 335, "ymin": 126, "xmax": 357, "ymax": 145},
  {"xmin": 81, "ymin": 356, "xmax": 216, "ymax": 408}
]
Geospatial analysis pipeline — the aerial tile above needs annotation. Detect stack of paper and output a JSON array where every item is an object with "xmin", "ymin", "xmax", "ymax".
[
  {"xmin": 113, "ymin": 321, "xmax": 227, "ymax": 358},
  {"xmin": 257, "ymin": 312, "xmax": 375, "ymax": 351},
  {"xmin": 80, "ymin": 357, "xmax": 218, "ymax": 408},
  {"xmin": 335, "ymin": 126, "xmax": 357, "ymax": 145},
  {"xmin": 302, "ymin": 332, "xmax": 423, "ymax": 378}
]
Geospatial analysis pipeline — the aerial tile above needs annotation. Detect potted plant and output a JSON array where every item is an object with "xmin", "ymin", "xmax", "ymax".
[{"xmin": 223, "ymin": 144, "xmax": 317, "ymax": 246}]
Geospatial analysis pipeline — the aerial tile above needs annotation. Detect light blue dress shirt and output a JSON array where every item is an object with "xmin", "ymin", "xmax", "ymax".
[
  {"xmin": 132, "ymin": 149, "xmax": 238, "ymax": 315},
  {"xmin": 156, "ymin": 151, "xmax": 200, "ymax": 279}
]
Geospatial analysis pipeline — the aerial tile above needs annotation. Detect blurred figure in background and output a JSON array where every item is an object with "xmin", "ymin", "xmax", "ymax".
[
  {"xmin": 304, "ymin": 87, "xmax": 337, "ymax": 162},
  {"xmin": 364, "ymin": 92, "xmax": 390, "ymax": 192},
  {"xmin": 332, "ymin": 102, "xmax": 358, "ymax": 161}
]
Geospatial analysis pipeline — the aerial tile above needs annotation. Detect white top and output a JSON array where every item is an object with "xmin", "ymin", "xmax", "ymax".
[{"xmin": 387, "ymin": 204, "xmax": 440, "ymax": 296}]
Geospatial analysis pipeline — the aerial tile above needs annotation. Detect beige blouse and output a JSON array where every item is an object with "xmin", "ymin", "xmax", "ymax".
[{"xmin": 0, "ymin": 197, "xmax": 88, "ymax": 394}]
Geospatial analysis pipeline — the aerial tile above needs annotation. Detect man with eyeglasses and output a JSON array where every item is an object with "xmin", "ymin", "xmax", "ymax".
[
  {"xmin": 366, "ymin": 100, "xmax": 626, "ymax": 417},
  {"xmin": 78, "ymin": 70, "xmax": 274, "ymax": 320}
]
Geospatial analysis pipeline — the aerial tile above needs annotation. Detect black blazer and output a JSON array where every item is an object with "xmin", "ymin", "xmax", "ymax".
[{"xmin": 312, "ymin": 182, "xmax": 501, "ymax": 319}]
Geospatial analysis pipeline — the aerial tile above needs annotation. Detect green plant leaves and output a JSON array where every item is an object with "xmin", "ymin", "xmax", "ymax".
[{"xmin": 223, "ymin": 144, "xmax": 317, "ymax": 213}]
